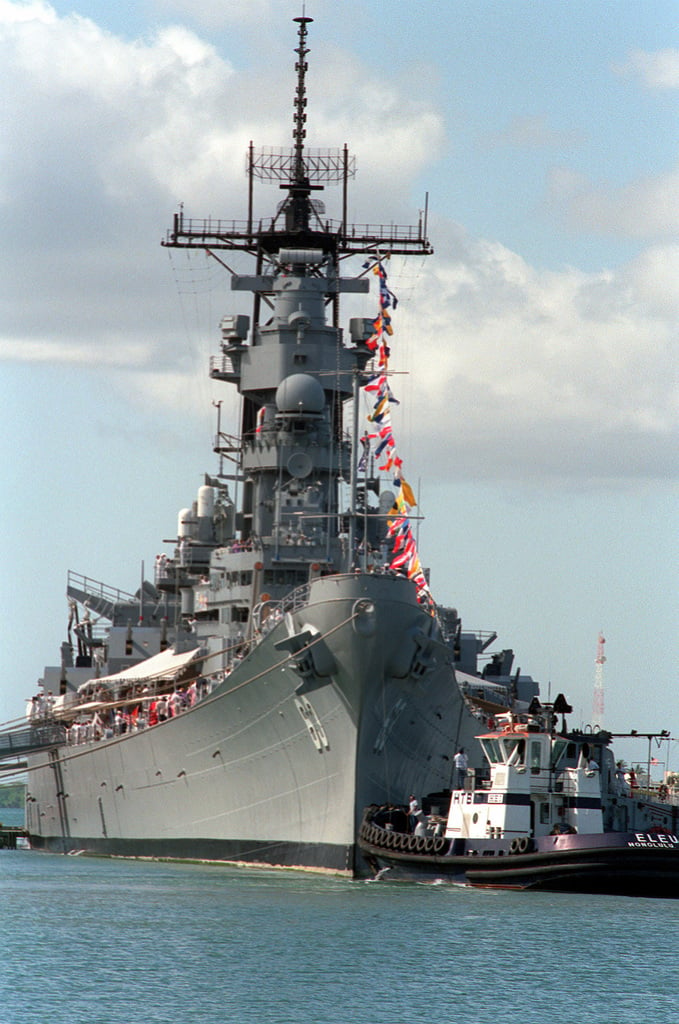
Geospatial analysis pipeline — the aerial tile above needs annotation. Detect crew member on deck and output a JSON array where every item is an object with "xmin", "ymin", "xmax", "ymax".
[
  {"xmin": 454, "ymin": 748, "xmax": 468, "ymax": 788},
  {"xmin": 408, "ymin": 795, "xmax": 421, "ymax": 832}
]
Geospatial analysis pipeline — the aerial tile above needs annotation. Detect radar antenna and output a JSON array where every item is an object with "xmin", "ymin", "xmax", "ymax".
[{"xmin": 163, "ymin": 16, "xmax": 433, "ymax": 269}]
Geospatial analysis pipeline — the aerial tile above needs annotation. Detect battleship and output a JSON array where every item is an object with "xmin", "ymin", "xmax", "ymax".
[{"xmin": 8, "ymin": 17, "xmax": 544, "ymax": 875}]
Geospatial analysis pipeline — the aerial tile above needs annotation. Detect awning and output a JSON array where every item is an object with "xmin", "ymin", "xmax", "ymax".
[{"xmin": 78, "ymin": 647, "xmax": 202, "ymax": 692}]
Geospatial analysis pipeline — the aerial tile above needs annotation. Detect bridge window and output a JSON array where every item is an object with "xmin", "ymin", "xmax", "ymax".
[
  {"xmin": 504, "ymin": 738, "xmax": 526, "ymax": 765},
  {"xmin": 481, "ymin": 738, "xmax": 503, "ymax": 764},
  {"xmin": 551, "ymin": 738, "xmax": 568, "ymax": 769}
]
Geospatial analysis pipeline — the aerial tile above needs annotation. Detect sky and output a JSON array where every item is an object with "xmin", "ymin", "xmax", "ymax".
[{"xmin": 1, "ymin": 0, "xmax": 677, "ymax": 772}]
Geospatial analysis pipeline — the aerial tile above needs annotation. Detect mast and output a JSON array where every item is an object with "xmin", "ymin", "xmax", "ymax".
[
  {"xmin": 287, "ymin": 15, "xmax": 314, "ymax": 233},
  {"xmin": 161, "ymin": 16, "xmax": 433, "ymax": 576},
  {"xmin": 161, "ymin": 18, "xmax": 432, "ymax": 267},
  {"xmin": 593, "ymin": 631, "xmax": 606, "ymax": 727}
]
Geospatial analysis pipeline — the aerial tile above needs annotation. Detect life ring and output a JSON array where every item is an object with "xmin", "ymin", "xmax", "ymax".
[
  {"xmin": 509, "ymin": 838, "xmax": 520, "ymax": 854},
  {"xmin": 517, "ymin": 836, "xmax": 530, "ymax": 854}
]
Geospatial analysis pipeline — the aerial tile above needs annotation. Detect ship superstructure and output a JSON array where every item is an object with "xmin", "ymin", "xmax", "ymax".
[{"xmin": 16, "ymin": 18, "xmax": 541, "ymax": 874}]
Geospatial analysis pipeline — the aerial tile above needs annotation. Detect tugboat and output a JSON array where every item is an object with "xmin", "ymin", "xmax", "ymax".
[
  {"xmin": 359, "ymin": 696, "xmax": 679, "ymax": 896},
  {"xmin": 13, "ymin": 16, "xmax": 541, "ymax": 875}
]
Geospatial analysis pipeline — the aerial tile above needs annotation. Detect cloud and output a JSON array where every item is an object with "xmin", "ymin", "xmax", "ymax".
[
  {"xmin": 483, "ymin": 115, "xmax": 581, "ymax": 150},
  {"xmin": 1, "ymin": 7, "xmax": 237, "ymax": 215},
  {"xmin": 0, "ymin": 335, "xmax": 152, "ymax": 366},
  {"xmin": 619, "ymin": 49, "xmax": 679, "ymax": 89},
  {"xmin": 1, "ymin": 2, "xmax": 676, "ymax": 485},
  {"xmin": 0, "ymin": 1, "xmax": 444, "ymax": 361},
  {"xmin": 547, "ymin": 164, "xmax": 679, "ymax": 241},
  {"xmin": 387, "ymin": 230, "xmax": 678, "ymax": 480}
]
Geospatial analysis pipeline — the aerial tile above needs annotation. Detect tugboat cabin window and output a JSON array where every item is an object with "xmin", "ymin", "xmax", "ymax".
[
  {"xmin": 482, "ymin": 737, "xmax": 527, "ymax": 765},
  {"xmin": 551, "ymin": 737, "xmax": 568, "ymax": 769},
  {"xmin": 503, "ymin": 737, "xmax": 525, "ymax": 765},
  {"xmin": 530, "ymin": 740, "xmax": 541, "ymax": 775},
  {"xmin": 481, "ymin": 738, "xmax": 503, "ymax": 764}
]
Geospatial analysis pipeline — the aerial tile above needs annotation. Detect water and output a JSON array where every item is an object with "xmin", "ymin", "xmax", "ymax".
[
  {"xmin": 1, "ymin": 848, "xmax": 677, "ymax": 1024},
  {"xmin": 0, "ymin": 807, "xmax": 24, "ymax": 828}
]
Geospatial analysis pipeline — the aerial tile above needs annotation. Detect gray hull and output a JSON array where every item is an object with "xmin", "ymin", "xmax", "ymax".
[{"xmin": 27, "ymin": 574, "xmax": 482, "ymax": 874}]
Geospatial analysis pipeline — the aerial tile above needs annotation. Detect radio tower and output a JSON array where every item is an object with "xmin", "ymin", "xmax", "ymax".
[{"xmin": 593, "ymin": 632, "xmax": 606, "ymax": 726}]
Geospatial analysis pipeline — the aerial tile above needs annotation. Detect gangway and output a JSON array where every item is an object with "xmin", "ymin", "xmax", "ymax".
[{"xmin": 0, "ymin": 722, "xmax": 66, "ymax": 763}]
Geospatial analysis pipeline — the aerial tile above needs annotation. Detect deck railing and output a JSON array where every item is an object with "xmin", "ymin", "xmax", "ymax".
[{"xmin": 0, "ymin": 723, "xmax": 66, "ymax": 761}]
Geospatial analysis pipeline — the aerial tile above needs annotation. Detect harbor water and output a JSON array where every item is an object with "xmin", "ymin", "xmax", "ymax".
[{"xmin": 1, "ymin": 829, "xmax": 678, "ymax": 1024}]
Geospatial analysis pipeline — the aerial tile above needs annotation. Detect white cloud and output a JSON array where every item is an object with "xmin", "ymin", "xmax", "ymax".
[
  {"xmin": 620, "ymin": 49, "xmax": 679, "ymax": 89},
  {"xmin": 0, "ymin": 0, "xmax": 54, "ymax": 24},
  {"xmin": 387, "ymin": 229, "xmax": 678, "ymax": 480},
  {"xmin": 0, "ymin": 335, "xmax": 152, "ymax": 365},
  {"xmin": 1, "ymin": 7, "xmax": 236, "ymax": 213},
  {"xmin": 1, "ymin": 2, "xmax": 677, "ymax": 485},
  {"xmin": 547, "ymin": 164, "xmax": 679, "ymax": 241},
  {"xmin": 0, "ymin": 1, "xmax": 444, "ymax": 345}
]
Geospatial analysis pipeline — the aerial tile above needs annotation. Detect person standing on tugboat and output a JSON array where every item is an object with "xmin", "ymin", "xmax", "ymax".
[{"xmin": 454, "ymin": 748, "xmax": 468, "ymax": 788}]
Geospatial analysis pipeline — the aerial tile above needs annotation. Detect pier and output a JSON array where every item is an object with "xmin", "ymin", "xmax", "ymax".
[{"xmin": 0, "ymin": 825, "xmax": 28, "ymax": 849}]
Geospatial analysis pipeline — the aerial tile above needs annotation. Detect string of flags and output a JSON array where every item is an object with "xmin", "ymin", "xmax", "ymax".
[{"xmin": 359, "ymin": 258, "xmax": 433, "ymax": 607}]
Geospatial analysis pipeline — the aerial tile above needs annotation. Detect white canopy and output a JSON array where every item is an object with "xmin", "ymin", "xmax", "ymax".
[{"xmin": 78, "ymin": 647, "xmax": 202, "ymax": 692}]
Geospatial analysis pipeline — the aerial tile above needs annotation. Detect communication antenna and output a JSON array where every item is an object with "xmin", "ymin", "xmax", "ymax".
[{"xmin": 593, "ymin": 631, "xmax": 606, "ymax": 726}]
